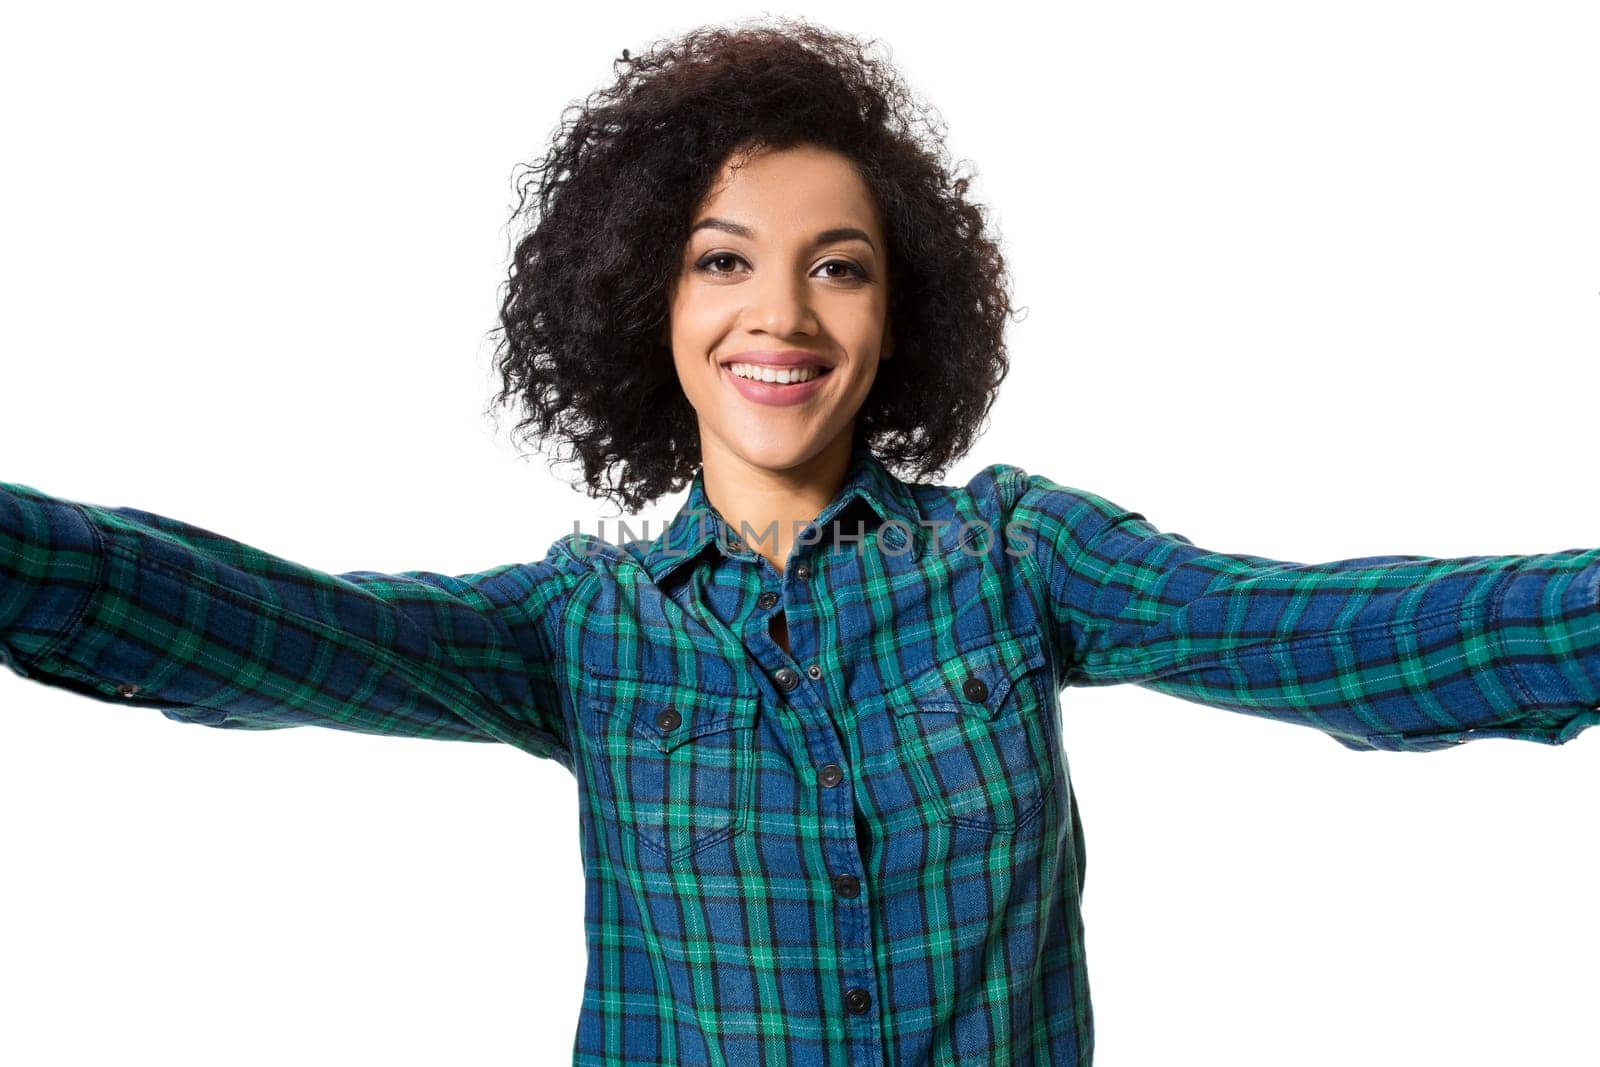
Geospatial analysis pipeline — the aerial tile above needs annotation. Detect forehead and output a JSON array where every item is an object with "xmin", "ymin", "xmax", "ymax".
[{"xmin": 692, "ymin": 144, "xmax": 882, "ymax": 238}]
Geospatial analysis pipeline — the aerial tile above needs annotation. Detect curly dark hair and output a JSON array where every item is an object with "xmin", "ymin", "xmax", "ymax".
[{"xmin": 485, "ymin": 15, "xmax": 1019, "ymax": 514}]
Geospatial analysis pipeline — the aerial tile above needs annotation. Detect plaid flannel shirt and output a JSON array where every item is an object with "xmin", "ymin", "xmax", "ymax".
[{"xmin": 4, "ymin": 442, "xmax": 1598, "ymax": 1066}]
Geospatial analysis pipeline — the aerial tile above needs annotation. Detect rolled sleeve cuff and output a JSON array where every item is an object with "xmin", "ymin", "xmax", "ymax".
[
  {"xmin": 0, "ymin": 484, "xmax": 104, "ymax": 673},
  {"xmin": 1488, "ymin": 548, "xmax": 1600, "ymax": 745}
]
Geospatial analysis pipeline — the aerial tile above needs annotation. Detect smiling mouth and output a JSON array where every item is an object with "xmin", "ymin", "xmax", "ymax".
[{"xmin": 723, "ymin": 363, "xmax": 834, "ymax": 386}]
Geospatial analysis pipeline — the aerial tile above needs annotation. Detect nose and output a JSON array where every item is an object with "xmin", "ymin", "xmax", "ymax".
[{"xmin": 746, "ymin": 267, "xmax": 818, "ymax": 337}]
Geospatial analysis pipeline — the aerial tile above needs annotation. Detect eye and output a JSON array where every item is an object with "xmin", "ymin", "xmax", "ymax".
[
  {"xmin": 817, "ymin": 259, "xmax": 868, "ymax": 281},
  {"xmin": 696, "ymin": 252, "xmax": 743, "ymax": 275},
  {"xmin": 692, "ymin": 252, "xmax": 869, "ymax": 281}
]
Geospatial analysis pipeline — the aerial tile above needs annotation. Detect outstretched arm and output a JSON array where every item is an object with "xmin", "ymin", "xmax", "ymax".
[
  {"xmin": 0, "ymin": 481, "xmax": 592, "ymax": 768},
  {"xmin": 1010, "ymin": 469, "xmax": 1600, "ymax": 752}
]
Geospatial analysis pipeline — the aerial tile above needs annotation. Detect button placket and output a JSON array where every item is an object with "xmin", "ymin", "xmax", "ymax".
[{"xmin": 780, "ymin": 555, "xmax": 862, "ymax": 963}]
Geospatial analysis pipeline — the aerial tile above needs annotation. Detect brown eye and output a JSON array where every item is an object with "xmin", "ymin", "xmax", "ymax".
[
  {"xmin": 695, "ymin": 252, "xmax": 744, "ymax": 274},
  {"xmin": 692, "ymin": 252, "xmax": 868, "ymax": 281},
  {"xmin": 817, "ymin": 260, "xmax": 868, "ymax": 280}
]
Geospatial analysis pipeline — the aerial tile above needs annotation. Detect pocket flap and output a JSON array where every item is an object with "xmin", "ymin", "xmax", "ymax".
[
  {"xmin": 583, "ymin": 679, "xmax": 755, "ymax": 754},
  {"xmin": 889, "ymin": 628, "xmax": 1047, "ymax": 721}
]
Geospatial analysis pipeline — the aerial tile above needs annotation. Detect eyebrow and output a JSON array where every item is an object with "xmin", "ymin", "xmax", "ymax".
[{"xmin": 689, "ymin": 216, "xmax": 877, "ymax": 254}]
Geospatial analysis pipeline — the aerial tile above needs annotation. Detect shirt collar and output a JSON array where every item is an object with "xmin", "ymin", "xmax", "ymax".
[{"xmin": 641, "ymin": 439, "xmax": 925, "ymax": 584}]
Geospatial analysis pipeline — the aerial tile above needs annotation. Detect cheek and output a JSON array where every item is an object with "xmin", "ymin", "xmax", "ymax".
[
  {"xmin": 669, "ymin": 297, "xmax": 721, "ymax": 364},
  {"xmin": 669, "ymin": 293, "xmax": 729, "ymax": 352},
  {"xmin": 670, "ymin": 275, "xmax": 727, "ymax": 317},
  {"xmin": 816, "ymin": 292, "xmax": 886, "ymax": 343}
]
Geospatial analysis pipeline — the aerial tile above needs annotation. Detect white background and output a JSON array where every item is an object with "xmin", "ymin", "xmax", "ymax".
[{"xmin": 2, "ymin": 2, "xmax": 1597, "ymax": 1064}]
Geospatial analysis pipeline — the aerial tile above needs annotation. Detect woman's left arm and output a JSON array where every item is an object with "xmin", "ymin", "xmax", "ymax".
[{"xmin": 1008, "ymin": 469, "xmax": 1600, "ymax": 752}]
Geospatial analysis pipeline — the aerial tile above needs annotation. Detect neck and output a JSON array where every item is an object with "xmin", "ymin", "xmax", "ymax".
[{"xmin": 699, "ymin": 432, "xmax": 855, "ymax": 574}]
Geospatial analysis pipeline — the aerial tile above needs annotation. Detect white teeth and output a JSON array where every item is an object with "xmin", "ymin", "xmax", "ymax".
[{"xmin": 727, "ymin": 362, "xmax": 823, "ymax": 385}]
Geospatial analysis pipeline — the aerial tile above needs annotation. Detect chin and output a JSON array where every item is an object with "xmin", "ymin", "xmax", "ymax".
[{"xmin": 725, "ymin": 435, "xmax": 830, "ymax": 473}]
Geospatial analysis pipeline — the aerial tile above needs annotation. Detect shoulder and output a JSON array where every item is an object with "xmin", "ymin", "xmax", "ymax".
[
  {"xmin": 990, "ymin": 462, "xmax": 1131, "ymax": 534},
  {"xmin": 929, "ymin": 462, "xmax": 1147, "ymax": 578},
  {"xmin": 923, "ymin": 461, "xmax": 1127, "ymax": 532},
  {"xmin": 900, "ymin": 460, "xmax": 1113, "ymax": 560},
  {"xmin": 461, "ymin": 530, "xmax": 607, "ymax": 617},
  {"xmin": 548, "ymin": 529, "xmax": 621, "ymax": 570}
]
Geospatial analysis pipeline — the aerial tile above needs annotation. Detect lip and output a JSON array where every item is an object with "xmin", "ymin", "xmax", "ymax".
[
  {"xmin": 719, "ymin": 349, "xmax": 834, "ymax": 370},
  {"xmin": 721, "ymin": 360, "xmax": 832, "ymax": 407}
]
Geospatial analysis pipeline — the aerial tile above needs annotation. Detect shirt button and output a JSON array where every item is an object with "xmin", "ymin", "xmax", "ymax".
[
  {"xmin": 654, "ymin": 707, "xmax": 681, "ymax": 732},
  {"xmin": 832, "ymin": 873, "xmax": 860, "ymax": 898},
  {"xmin": 775, "ymin": 667, "xmax": 800, "ymax": 690},
  {"xmin": 115, "ymin": 683, "xmax": 140, "ymax": 698},
  {"xmin": 961, "ymin": 675, "xmax": 988, "ymax": 702},
  {"xmin": 844, "ymin": 987, "xmax": 872, "ymax": 1015},
  {"xmin": 806, "ymin": 664, "xmax": 822, "ymax": 680},
  {"xmin": 817, "ymin": 764, "xmax": 843, "ymax": 787},
  {"xmin": 756, "ymin": 591, "xmax": 779, "ymax": 609},
  {"xmin": 793, "ymin": 561, "xmax": 811, "ymax": 580}
]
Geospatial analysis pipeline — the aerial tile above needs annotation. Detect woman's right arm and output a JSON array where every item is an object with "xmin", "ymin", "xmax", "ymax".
[{"xmin": 0, "ymin": 481, "xmax": 594, "ymax": 769}]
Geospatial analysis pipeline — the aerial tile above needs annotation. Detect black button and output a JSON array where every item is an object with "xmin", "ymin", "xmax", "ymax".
[
  {"xmin": 655, "ymin": 707, "xmax": 681, "ymax": 732},
  {"xmin": 817, "ymin": 764, "xmax": 843, "ymax": 787},
  {"xmin": 844, "ymin": 987, "xmax": 871, "ymax": 1014},
  {"xmin": 832, "ymin": 873, "xmax": 860, "ymax": 898},
  {"xmin": 806, "ymin": 664, "xmax": 822, "ymax": 680},
  {"xmin": 962, "ymin": 675, "xmax": 988, "ymax": 702},
  {"xmin": 775, "ymin": 667, "xmax": 800, "ymax": 690},
  {"xmin": 793, "ymin": 561, "xmax": 811, "ymax": 580},
  {"xmin": 756, "ymin": 591, "xmax": 778, "ymax": 609},
  {"xmin": 115, "ymin": 682, "xmax": 140, "ymax": 698}
]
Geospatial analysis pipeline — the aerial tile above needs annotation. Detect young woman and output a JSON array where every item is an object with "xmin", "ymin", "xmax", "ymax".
[{"xmin": 3, "ymin": 17, "xmax": 1597, "ymax": 1067}]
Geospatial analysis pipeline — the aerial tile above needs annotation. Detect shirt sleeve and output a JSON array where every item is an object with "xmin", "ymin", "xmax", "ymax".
[
  {"xmin": 0, "ymin": 480, "xmax": 592, "ymax": 769},
  {"xmin": 1008, "ymin": 468, "xmax": 1600, "ymax": 753}
]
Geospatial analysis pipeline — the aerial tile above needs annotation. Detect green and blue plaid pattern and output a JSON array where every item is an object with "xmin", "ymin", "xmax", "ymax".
[{"xmin": 4, "ymin": 442, "xmax": 1598, "ymax": 1065}]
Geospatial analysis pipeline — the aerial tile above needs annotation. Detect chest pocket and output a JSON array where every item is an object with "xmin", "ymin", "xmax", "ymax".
[
  {"xmin": 889, "ymin": 628, "xmax": 1056, "ymax": 834},
  {"xmin": 579, "ymin": 675, "xmax": 758, "ymax": 864}
]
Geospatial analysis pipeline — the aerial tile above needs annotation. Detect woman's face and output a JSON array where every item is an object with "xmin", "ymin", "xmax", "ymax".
[{"xmin": 668, "ymin": 142, "xmax": 892, "ymax": 476}]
